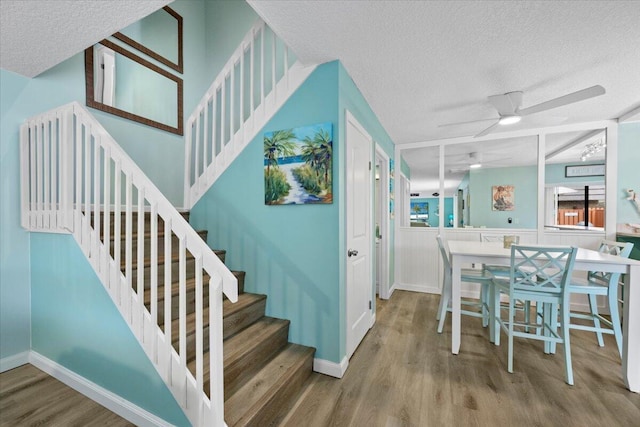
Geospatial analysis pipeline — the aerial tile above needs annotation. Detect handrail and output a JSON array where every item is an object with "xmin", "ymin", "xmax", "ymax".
[
  {"xmin": 20, "ymin": 101, "xmax": 236, "ymax": 426},
  {"xmin": 184, "ymin": 19, "xmax": 316, "ymax": 209}
]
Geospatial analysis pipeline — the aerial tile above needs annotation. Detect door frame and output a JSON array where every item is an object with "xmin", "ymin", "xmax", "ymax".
[
  {"xmin": 375, "ymin": 145, "xmax": 391, "ymax": 300},
  {"xmin": 345, "ymin": 110, "xmax": 375, "ymax": 360}
]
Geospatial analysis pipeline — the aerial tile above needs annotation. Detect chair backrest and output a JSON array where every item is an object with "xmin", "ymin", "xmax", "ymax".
[
  {"xmin": 509, "ymin": 245, "xmax": 578, "ymax": 295},
  {"xmin": 588, "ymin": 240, "xmax": 634, "ymax": 285},
  {"xmin": 436, "ymin": 235, "xmax": 451, "ymax": 271}
]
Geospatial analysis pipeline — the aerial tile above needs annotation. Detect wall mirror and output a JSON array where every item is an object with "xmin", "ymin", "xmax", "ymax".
[
  {"xmin": 402, "ymin": 135, "xmax": 539, "ymax": 229},
  {"xmin": 85, "ymin": 40, "xmax": 183, "ymax": 135},
  {"xmin": 444, "ymin": 136, "xmax": 538, "ymax": 229},
  {"xmin": 114, "ymin": 6, "xmax": 183, "ymax": 73},
  {"xmin": 402, "ymin": 146, "xmax": 439, "ymax": 227},
  {"xmin": 544, "ymin": 129, "xmax": 606, "ymax": 231}
]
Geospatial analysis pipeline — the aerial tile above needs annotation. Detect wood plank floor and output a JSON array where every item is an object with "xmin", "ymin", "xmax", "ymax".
[
  {"xmin": 281, "ymin": 290, "xmax": 640, "ymax": 427},
  {"xmin": 2, "ymin": 291, "xmax": 639, "ymax": 426},
  {"xmin": 0, "ymin": 364, "xmax": 134, "ymax": 427}
]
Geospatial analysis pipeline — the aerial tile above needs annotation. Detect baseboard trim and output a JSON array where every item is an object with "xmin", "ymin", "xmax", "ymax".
[
  {"xmin": 0, "ymin": 351, "xmax": 30, "ymax": 373},
  {"xmin": 313, "ymin": 356, "xmax": 348, "ymax": 379},
  {"xmin": 388, "ymin": 282, "xmax": 397, "ymax": 298},
  {"xmin": 395, "ymin": 282, "xmax": 441, "ymax": 294},
  {"xmin": 29, "ymin": 351, "xmax": 173, "ymax": 427}
]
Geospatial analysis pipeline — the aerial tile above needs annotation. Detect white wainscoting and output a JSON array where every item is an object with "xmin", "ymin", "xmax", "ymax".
[
  {"xmin": 395, "ymin": 227, "xmax": 608, "ymax": 312},
  {"xmin": 396, "ymin": 228, "xmax": 441, "ymax": 294}
]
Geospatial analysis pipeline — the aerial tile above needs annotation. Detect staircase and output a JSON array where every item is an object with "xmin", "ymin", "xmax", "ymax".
[
  {"xmin": 112, "ymin": 210, "xmax": 315, "ymax": 426},
  {"xmin": 20, "ymin": 16, "xmax": 318, "ymax": 427}
]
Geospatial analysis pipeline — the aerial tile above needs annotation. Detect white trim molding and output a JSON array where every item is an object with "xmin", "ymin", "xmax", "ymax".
[
  {"xmin": 313, "ymin": 356, "xmax": 349, "ymax": 379},
  {"xmin": 395, "ymin": 282, "xmax": 441, "ymax": 295},
  {"xmin": 0, "ymin": 351, "xmax": 30, "ymax": 373},
  {"xmin": 29, "ymin": 352, "xmax": 174, "ymax": 427}
]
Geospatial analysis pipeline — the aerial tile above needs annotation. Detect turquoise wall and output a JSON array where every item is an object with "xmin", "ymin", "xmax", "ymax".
[
  {"xmin": 400, "ymin": 156, "xmax": 410, "ymax": 179},
  {"xmin": 469, "ymin": 165, "xmax": 537, "ymax": 229},
  {"xmin": 30, "ymin": 234, "xmax": 189, "ymax": 426},
  {"xmin": 0, "ymin": 70, "xmax": 32, "ymax": 360},
  {"xmin": 618, "ymin": 122, "xmax": 640, "ymax": 224},
  {"xmin": 190, "ymin": 62, "xmax": 341, "ymax": 361},
  {"xmin": 205, "ymin": 0, "xmax": 258, "ymax": 78},
  {"xmin": 190, "ymin": 60, "xmax": 397, "ymax": 364}
]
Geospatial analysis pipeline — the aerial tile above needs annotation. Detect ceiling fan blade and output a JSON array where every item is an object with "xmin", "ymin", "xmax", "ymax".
[
  {"xmin": 518, "ymin": 85, "xmax": 605, "ymax": 116},
  {"xmin": 474, "ymin": 120, "xmax": 500, "ymax": 138},
  {"xmin": 438, "ymin": 117, "xmax": 498, "ymax": 127},
  {"xmin": 488, "ymin": 91, "xmax": 522, "ymax": 116}
]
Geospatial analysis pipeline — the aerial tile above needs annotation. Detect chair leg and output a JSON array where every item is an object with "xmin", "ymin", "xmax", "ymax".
[
  {"xmin": 436, "ymin": 282, "xmax": 445, "ymax": 322},
  {"xmin": 437, "ymin": 283, "xmax": 450, "ymax": 334},
  {"xmin": 524, "ymin": 301, "xmax": 531, "ymax": 333},
  {"xmin": 561, "ymin": 300, "xmax": 574, "ymax": 386},
  {"xmin": 588, "ymin": 293, "xmax": 605, "ymax": 347},
  {"xmin": 535, "ymin": 302, "xmax": 544, "ymax": 337},
  {"xmin": 549, "ymin": 303, "xmax": 558, "ymax": 355},
  {"xmin": 608, "ymin": 286, "xmax": 623, "ymax": 357},
  {"xmin": 507, "ymin": 301, "xmax": 515, "ymax": 373},
  {"xmin": 493, "ymin": 286, "xmax": 501, "ymax": 346},
  {"xmin": 481, "ymin": 284, "xmax": 489, "ymax": 328}
]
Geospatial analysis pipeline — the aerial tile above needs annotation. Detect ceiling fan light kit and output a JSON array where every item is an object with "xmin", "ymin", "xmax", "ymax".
[
  {"xmin": 580, "ymin": 138, "xmax": 606, "ymax": 161},
  {"xmin": 498, "ymin": 115, "xmax": 521, "ymax": 125}
]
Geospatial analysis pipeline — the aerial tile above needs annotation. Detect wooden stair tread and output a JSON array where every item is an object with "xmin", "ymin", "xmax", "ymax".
[
  {"xmin": 99, "ymin": 207, "xmax": 314, "ymax": 425},
  {"xmin": 120, "ymin": 246, "xmax": 226, "ymax": 270},
  {"xmin": 224, "ymin": 343, "xmax": 315, "ymax": 427},
  {"xmin": 185, "ymin": 316, "xmax": 289, "ymax": 390},
  {"xmin": 223, "ymin": 293, "xmax": 267, "ymax": 340},
  {"xmin": 223, "ymin": 293, "xmax": 266, "ymax": 318},
  {"xmin": 121, "ymin": 248, "xmax": 227, "ymax": 271},
  {"xmin": 108, "ymin": 228, "xmax": 207, "ymax": 242},
  {"xmin": 165, "ymin": 292, "xmax": 264, "ymax": 333},
  {"xmin": 144, "ymin": 275, "xmax": 210, "ymax": 304},
  {"xmin": 223, "ymin": 317, "xmax": 289, "ymax": 365}
]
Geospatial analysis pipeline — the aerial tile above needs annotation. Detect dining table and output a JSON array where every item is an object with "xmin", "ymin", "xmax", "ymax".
[{"xmin": 447, "ymin": 240, "xmax": 640, "ymax": 393}]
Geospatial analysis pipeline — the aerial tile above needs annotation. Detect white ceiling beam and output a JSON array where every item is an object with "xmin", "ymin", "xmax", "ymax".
[
  {"xmin": 545, "ymin": 129, "xmax": 604, "ymax": 161},
  {"xmin": 618, "ymin": 104, "xmax": 640, "ymax": 123}
]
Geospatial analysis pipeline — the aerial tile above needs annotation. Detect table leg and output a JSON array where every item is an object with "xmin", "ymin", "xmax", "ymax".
[
  {"xmin": 623, "ymin": 264, "xmax": 639, "ymax": 393},
  {"xmin": 451, "ymin": 256, "xmax": 462, "ymax": 354}
]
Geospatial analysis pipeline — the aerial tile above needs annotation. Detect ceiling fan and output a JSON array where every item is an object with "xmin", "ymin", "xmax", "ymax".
[
  {"xmin": 441, "ymin": 85, "xmax": 605, "ymax": 138},
  {"xmin": 447, "ymin": 151, "xmax": 511, "ymax": 172}
]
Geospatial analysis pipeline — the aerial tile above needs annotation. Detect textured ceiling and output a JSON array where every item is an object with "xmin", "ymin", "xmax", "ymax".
[
  {"xmin": 249, "ymin": 0, "xmax": 640, "ymax": 145},
  {"xmin": 1, "ymin": 1, "xmax": 637, "ymax": 195},
  {"xmin": 0, "ymin": 0, "xmax": 171, "ymax": 77}
]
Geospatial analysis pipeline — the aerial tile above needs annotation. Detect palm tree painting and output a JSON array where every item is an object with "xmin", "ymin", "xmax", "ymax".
[{"xmin": 264, "ymin": 123, "xmax": 333, "ymax": 205}]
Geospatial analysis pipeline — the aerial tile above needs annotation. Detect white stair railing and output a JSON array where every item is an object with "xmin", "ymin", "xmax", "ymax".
[
  {"xmin": 184, "ymin": 19, "xmax": 317, "ymax": 209},
  {"xmin": 20, "ymin": 101, "xmax": 237, "ymax": 427}
]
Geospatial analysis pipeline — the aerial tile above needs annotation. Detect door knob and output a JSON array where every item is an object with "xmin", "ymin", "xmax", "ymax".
[{"xmin": 348, "ymin": 249, "xmax": 358, "ymax": 257}]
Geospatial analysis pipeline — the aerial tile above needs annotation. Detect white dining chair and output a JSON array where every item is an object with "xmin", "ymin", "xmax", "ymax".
[
  {"xmin": 568, "ymin": 240, "xmax": 633, "ymax": 356},
  {"xmin": 435, "ymin": 235, "xmax": 493, "ymax": 333}
]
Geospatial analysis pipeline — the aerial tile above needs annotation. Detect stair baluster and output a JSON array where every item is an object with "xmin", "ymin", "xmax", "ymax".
[{"xmin": 20, "ymin": 102, "xmax": 237, "ymax": 426}]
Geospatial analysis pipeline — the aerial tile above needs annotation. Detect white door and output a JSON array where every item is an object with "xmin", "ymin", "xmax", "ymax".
[{"xmin": 346, "ymin": 112, "xmax": 373, "ymax": 359}]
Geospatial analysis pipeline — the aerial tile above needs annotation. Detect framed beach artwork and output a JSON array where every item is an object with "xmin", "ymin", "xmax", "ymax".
[
  {"xmin": 389, "ymin": 159, "xmax": 395, "ymax": 218},
  {"xmin": 492, "ymin": 185, "xmax": 515, "ymax": 211},
  {"xmin": 264, "ymin": 123, "xmax": 333, "ymax": 205}
]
